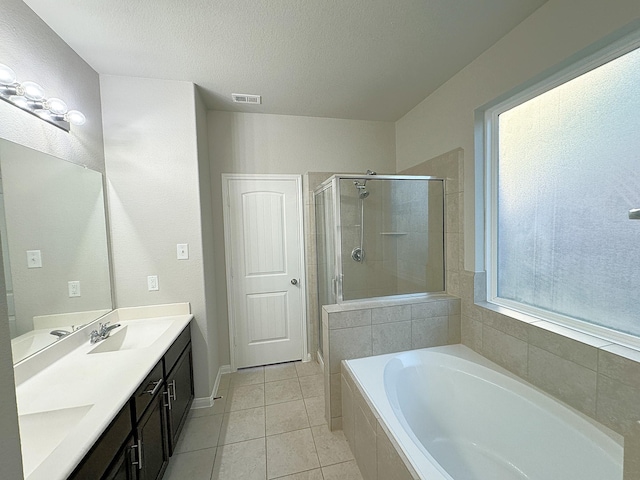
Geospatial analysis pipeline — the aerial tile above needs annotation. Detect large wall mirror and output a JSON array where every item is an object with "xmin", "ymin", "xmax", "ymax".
[{"xmin": 0, "ymin": 140, "xmax": 112, "ymax": 363}]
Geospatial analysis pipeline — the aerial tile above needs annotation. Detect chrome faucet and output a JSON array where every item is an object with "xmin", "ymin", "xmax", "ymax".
[
  {"xmin": 89, "ymin": 322, "xmax": 121, "ymax": 344},
  {"xmin": 50, "ymin": 329, "xmax": 71, "ymax": 340}
]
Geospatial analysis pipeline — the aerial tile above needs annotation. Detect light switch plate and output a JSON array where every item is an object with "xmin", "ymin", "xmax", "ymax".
[
  {"xmin": 147, "ymin": 275, "xmax": 159, "ymax": 291},
  {"xmin": 177, "ymin": 243, "xmax": 189, "ymax": 260},
  {"xmin": 68, "ymin": 281, "xmax": 81, "ymax": 297},
  {"xmin": 27, "ymin": 250, "xmax": 42, "ymax": 268}
]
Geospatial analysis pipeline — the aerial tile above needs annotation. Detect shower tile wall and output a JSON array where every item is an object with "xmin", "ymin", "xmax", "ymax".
[
  {"xmin": 305, "ymin": 171, "xmax": 449, "ymax": 363},
  {"xmin": 392, "ymin": 180, "xmax": 445, "ymax": 293},
  {"xmin": 341, "ymin": 180, "xmax": 397, "ymax": 300},
  {"xmin": 399, "ymin": 148, "xmax": 464, "ymax": 297},
  {"xmin": 340, "ymin": 178, "xmax": 444, "ymax": 302}
]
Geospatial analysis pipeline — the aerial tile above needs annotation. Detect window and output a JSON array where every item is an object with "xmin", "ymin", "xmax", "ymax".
[{"xmin": 485, "ymin": 29, "xmax": 640, "ymax": 344}]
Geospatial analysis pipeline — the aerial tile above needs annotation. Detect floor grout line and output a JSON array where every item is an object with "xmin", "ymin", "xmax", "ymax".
[{"xmin": 180, "ymin": 360, "xmax": 329, "ymax": 480}]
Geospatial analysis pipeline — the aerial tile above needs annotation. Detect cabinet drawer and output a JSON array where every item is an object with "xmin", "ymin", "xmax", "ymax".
[
  {"xmin": 69, "ymin": 402, "xmax": 132, "ymax": 480},
  {"xmin": 163, "ymin": 325, "xmax": 190, "ymax": 375},
  {"xmin": 134, "ymin": 361, "xmax": 164, "ymax": 422}
]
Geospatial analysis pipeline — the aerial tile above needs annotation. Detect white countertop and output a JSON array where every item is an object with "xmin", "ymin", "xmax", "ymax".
[{"xmin": 14, "ymin": 304, "xmax": 193, "ymax": 480}]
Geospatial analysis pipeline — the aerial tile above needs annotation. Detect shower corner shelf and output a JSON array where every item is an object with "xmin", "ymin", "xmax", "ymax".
[{"xmin": 379, "ymin": 232, "xmax": 409, "ymax": 235}]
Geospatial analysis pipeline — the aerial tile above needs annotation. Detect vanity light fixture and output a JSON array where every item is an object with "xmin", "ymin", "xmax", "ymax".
[{"xmin": 0, "ymin": 62, "xmax": 86, "ymax": 132}]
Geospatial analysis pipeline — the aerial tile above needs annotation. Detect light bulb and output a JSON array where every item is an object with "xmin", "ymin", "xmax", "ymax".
[
  {"xmin": 45, "ymin": 98, "xmax": 68, "ymax": 115},
  {"xmin": 0, "ymin": 64, "xmax": 16, "ymax": 85},
  {"xmin": 19, "ymin": 81, "xmax": 45, "ymax": 101},
  {"xmin": 65, "ymin": 110, "xmax": 86, "ymax": 126},
  {"xmin": 9, "ymin": 95, "xmax": 29, "ymax": 108}
]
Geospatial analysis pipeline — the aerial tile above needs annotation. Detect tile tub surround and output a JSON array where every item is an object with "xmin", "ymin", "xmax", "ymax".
[
  {"xmin": 166, "ymin": 360, "xmax": 365, "ymax": 480},
  {"xmin": 14, "ymin": 304, "xmax": 193, "ymax": 480},
  {"xmin": 403, "ymin": 147, "xmax": 640, "ymax": 475},
  {"xmin": 322, "ymin": 294, "xmax": 460, "ymax": 428},
  {"xmin": 458, "ymin": 271, "xmax": 640, "ymax": 477},
  {"xmin": 341, "ymin": 361, "xmax": 418, "ymax": 480}
]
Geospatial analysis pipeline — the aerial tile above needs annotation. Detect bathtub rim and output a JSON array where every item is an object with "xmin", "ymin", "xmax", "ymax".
[{"xmin": 343, "ymin": 344, "xmax": 623, "ymax": 480}]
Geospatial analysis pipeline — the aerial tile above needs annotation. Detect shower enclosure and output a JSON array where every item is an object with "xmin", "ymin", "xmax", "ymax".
[{"xmin": 314, "ymin": 174, "xmax": 445, "ymax": 354}]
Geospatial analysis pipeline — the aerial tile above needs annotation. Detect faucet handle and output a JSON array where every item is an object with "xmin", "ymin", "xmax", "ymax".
[{"xmin": 89, "ymin": 329, "xmax": 101, "ymax": 344}]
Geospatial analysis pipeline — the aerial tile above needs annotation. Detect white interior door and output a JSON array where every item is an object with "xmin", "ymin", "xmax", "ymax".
[{"xmin": 223, "ymin": 175, "xmax": 306, "ymax": 369}]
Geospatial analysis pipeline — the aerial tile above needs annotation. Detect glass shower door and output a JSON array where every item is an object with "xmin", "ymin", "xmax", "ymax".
[
  {"xmin": 314, "ymin": 182, "xmax": 336, "ymax": 357},
  {"xmin": 338, "ymin": 177, "xmax": 444, "ymax": 301}
]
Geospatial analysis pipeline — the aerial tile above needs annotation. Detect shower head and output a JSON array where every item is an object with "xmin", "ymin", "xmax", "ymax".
[{"xmin": 354, "ymin": 180, "xmax": 369, "ymax": 199}]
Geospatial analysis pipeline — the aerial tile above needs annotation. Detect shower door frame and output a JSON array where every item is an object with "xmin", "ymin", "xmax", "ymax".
[{"xmin": 315, "ymin": 174, "xmax": 446, "ymax": 305}]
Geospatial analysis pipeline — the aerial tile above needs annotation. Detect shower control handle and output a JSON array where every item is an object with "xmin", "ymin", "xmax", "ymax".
[{"xmin": 291, "ymin": 278, "xmax": 298, "ymax": 285}]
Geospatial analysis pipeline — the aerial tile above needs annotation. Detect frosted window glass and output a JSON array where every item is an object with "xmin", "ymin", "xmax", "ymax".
[{"xmin": 497, "ymin": 45, "xmax": 640, "ymax": 336}]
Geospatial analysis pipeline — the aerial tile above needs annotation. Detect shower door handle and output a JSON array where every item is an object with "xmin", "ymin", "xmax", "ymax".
[{"xmin": 291, "ymin": 278, "xmax": 298, "ymax": 285}]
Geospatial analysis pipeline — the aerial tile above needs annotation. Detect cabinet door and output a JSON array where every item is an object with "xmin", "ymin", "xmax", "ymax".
[
  {"xmin": 166, "ymin": 344, "xmax": 194, "ymax": 455},
  {"xmin": 69, "ymin": 402, "xmax": 133, "ymax": 480},
  {"xmin": 135, "ymin": 390, "xmax": 168, "ymax": 480},
  {"xmin": 104, "ymin": 437, "xmax": 135, "ymax": 480}
]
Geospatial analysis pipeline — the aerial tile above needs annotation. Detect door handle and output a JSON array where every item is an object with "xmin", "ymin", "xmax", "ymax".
[
  {"xmin": 291, "ymin": 278, "xmax": 298, "ymax": 285},
  {"xmin": 170, "ymin": 380, "xmax": 177, "ymax": 401}
]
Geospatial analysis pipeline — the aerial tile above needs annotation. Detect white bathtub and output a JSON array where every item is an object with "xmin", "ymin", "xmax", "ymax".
[{"xmin": 345, "ymin": 345, "xmax": 622, "ymax": 480}]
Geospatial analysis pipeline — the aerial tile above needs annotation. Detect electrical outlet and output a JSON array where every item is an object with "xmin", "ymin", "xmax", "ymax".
[
  {"xmin": 27, "ymin": 250, "xmax": 42, "ymax": 268},
  {"xmin": 68, "ymin": 281, "xmax": 81, "ymax": 297},
  {"xmin": 177, "ymin": 243, "xmax": 189, "ymax": 260},
  {"xmin": 147, "ymin": 275, "xmax": 159, "ymax": 291}
]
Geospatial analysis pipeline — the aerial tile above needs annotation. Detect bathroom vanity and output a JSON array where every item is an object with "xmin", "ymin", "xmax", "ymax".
[{"xmin": 14, "ymin": 304, "xmax": 194, "ymax": 480}]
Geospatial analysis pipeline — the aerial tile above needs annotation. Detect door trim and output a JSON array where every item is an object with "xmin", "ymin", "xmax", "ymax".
[{"xmin": 221, "ymin": 173, "xmax": 307, "ymax": 372}]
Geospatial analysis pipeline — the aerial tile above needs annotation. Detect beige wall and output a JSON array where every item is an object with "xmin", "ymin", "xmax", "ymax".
[
  {"xmin": 102, "ymin": 75, "xmax": 217, "ymax": 399},
  {"xmin": 195, "ymin": 87, "xmax": 220, "ymax": 393},
  {"xmin": 395, "ymin": 0, "xmax": 640, "ymax": 271},
  {"xmin": 208, "ymin": 111, "xmax": 396, "ymax": 365},
  {"xmin": 0, "ymin": 0, "xmax": 104, "ymax": 172}
]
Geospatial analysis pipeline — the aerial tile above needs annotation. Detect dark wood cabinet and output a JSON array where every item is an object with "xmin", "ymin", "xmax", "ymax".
[
  {"xmin": 135, "ymin": 389, "xmax": 168, "ymax": 480},
  {"xmin": 69, "ymin": 403, "xmax": 133, "ymax": 480},
  {"xmin": 165, "ymin": 344, "xmax": 194, "ymax": 455},
  {"xmin": 133, "ymin": 361, "xmax": 164, "ymax": 422},
  {"xmin": 69, "ymin": 322, "xmax": 192, "ymax": 480},
  {"xmin": 103, "ymin": 437, "xmax": 136, "ymax": 480}
]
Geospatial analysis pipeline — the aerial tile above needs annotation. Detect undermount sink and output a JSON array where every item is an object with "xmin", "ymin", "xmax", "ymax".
[
  {"xmin": 88, "ymin": 320, "xmax": 173, "ymax": 354},
  {"xmin": 19, "ymin": 404, "xmax": 94, "ymax": 476}
]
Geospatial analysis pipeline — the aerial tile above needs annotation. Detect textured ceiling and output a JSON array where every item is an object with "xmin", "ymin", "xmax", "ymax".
[{"xmin": 23, "ymin": 0, "xmax": 547, "ymax": 121}]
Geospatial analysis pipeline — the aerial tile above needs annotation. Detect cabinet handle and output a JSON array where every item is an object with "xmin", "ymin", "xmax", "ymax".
[
  {"xmin": 145, "ymin": 379, "xmax": 163, "ymax": 396},
  {"xmin": 170, "ymin": 380, "xmax": 177, "ymax": 401},
  {"xmin": 164, "ymin": 390, "xmax": 172, "ymax": 410},
  {"xmin": 131, "ymin": 439, "xmax": 143, "ymax": 470}
]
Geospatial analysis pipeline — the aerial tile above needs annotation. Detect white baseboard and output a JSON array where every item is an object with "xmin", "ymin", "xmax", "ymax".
[{"xmin": 192, "ymin": 364, "xmax": 232, "ymax": 409}]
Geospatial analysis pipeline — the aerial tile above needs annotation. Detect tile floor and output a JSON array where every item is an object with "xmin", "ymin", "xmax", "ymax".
[{"xmin": 164, "ymin": 360, "xmax": 364, "ymax": 480}]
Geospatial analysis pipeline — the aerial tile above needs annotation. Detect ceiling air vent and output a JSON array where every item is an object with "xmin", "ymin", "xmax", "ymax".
[{"xmin": 232, "ymin": 93, "xmax": 261, "ymax": 104}]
